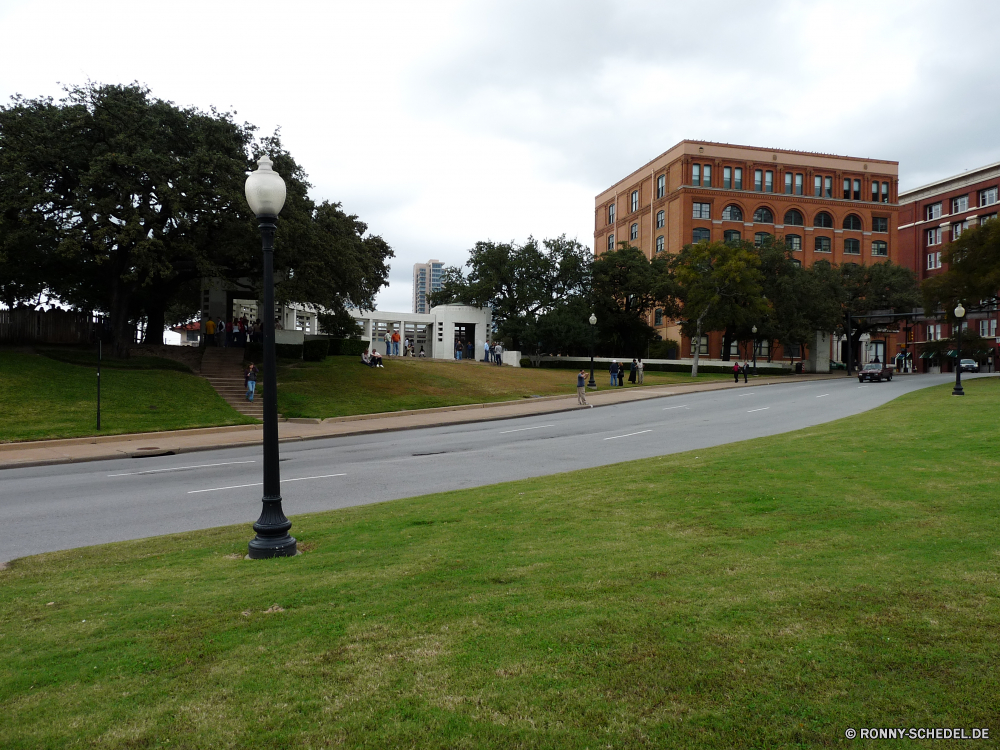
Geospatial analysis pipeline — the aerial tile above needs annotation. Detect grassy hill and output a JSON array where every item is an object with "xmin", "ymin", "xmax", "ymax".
[{"xmin": 2, "ymin": 378, "xmax": 997, "ymax": 747}]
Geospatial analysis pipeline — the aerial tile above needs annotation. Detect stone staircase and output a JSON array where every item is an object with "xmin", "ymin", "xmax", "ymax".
[{"xmin": 201, "ymin": 347, "xmax": 263, "ymax": 421}]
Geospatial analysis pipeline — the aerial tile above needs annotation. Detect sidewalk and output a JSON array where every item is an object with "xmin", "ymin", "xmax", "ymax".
[{"xmin": 0, "ymin": 373, "xmax": 850, "ymax": 470}]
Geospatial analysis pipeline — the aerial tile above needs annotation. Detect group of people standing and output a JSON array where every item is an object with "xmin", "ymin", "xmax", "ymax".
[
  {"xmin": 205, "ymin": 315, "xmax": 266, "ymax": 348},
  {"xmin": 483, "ymin": 340, "xmax": 503, "ymax": 365},
  {"xmin": 732, "ymin": 360, "xmax": 752, "ymax": 383},
  {"xmin": 608, "ymin": 359, "xmax": 644, "ymax": 386},
  {"xmin": 381, "ymin": 330, "xmax": 422, "ymax": 357}
]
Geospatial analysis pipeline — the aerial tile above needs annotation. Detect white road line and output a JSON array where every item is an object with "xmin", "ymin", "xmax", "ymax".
[
  {"xmin": 816, "ymin": 394, "xmax": 830, "ymax": 398},
  {"xmin": 604, "ymin": 429, "xmax": 653, "ymax": 441},
  {"xmin": 498, "ymin": 424, "xmax": 555, "ymax": 434},
  {"xmin": 109, "ymin": 460, "xmax": 256, "ymax": 477},
  {"xmin": 738, "ymin": 393, "xmax": 755, "ymax": 396},
  {"xmin": 187, "ymin": 473, "xmax": 346, "ymax": 494},
  {"xmin": 746, "ymin": 407, "xmax": 770, "ymax": 413},
  {"xmin": 662, "ymin": 405, "xmax": 688, "ymax": 410}
]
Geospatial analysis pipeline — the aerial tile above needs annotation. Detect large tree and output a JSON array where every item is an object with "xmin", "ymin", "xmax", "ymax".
[
  {"xmin": 429, "ymin": 235, "xmax": 591, "ymax": 350},
  {"xmin": 839, "ymin": 261, "xmax": 920, "ymax": 363},
  {"xmin": 922, "ymin": 217, "xmax": 1000, "ymax": 315}
]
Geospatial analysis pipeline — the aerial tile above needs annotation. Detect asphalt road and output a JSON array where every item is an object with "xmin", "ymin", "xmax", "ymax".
[{"xmin": 1, "ymin": 372, "xmax": 978, "ymax": 563}]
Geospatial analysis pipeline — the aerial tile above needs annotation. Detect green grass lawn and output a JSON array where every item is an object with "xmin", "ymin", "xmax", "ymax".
[
  {"xmin": 0, "ymin": 351, "xmax": 255, "ymax": 442},
  {"xmin": 3, "ymin": 379, "xmax": 998, "ymax": 747},
  {"xmin": 276, "ymin": 355, "xmax": 731, "ymax": 418}
]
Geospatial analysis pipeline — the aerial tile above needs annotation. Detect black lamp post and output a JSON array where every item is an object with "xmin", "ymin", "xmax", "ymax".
[
  {"xmin": 953, "ymin": 302, "xmax": 966, "ymax": 397},
  {"xmin": 751, "ymin": 325, "xmax": 757, "ymax": 376},
  {"xmin": 588, "ymin": 313, "xmax": 597, "ymax": 388},
  {"xmin": 245, "ymin": 156, "xmax": 297, "ymax": 559}
]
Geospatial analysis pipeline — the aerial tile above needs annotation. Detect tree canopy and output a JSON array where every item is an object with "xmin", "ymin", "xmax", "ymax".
[{"xmin": 922, "ymin": 217, "xmax": 1000, "ymax": 315}]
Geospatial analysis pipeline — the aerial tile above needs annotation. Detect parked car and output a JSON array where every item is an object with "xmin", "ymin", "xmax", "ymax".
[
  {"xmin": 959, "ymin": 358, "xmax": 980, "ymax": 373},
  {"xmin": 858, "ymin": 362, "xmax": 893, "ymax": 382}
]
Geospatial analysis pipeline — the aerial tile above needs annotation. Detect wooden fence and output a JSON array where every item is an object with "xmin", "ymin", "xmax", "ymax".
[{"xmin": 0, "ymin": 308, "xmax": 104, "ymax": 345}]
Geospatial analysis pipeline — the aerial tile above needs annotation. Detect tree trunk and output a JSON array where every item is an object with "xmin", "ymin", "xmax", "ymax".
[
  {"xmin": 691, "ymin": 311, "xmax": 707, "ymax": 378},
  {"xmin": 143, "ymin": 303, "xmax": 165, "ymax": 346},
  {"xmin": 721, "ymin": 328, "xmax": 732, "ymax": 361}
]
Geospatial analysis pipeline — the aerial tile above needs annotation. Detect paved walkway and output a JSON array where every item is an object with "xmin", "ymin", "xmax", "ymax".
[{"xmin": 0, "ymin": 373, "xmax": 854, "ymax": 470}]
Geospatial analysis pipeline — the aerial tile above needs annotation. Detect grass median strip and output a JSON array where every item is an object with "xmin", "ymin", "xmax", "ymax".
[{"xmin": 2, "ymin": 379, "xmax": 998, "ymax": 748}]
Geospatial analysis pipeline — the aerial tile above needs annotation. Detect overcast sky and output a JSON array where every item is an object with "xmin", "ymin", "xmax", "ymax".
[{"xmin": 3, "ymin": 0, "xmax": 999, "ymax": 314}]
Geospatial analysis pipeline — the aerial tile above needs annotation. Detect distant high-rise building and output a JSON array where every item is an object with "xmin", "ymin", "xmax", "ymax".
[{"xmin": 412, "ymin": 259, "xmax": 445, "ymax": 313}]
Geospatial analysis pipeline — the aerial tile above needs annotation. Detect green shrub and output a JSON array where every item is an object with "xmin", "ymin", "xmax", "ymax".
[
  {"xmin": 329, "ymin": 338, "xmax": 369, "ymax": 356},
  {"xmin": 303, "ymin": 339, "xmax": 330, "ymax": 362},
  {"xmin": 647, "ymin": 339, "xmax": 680, "ymax": 359},
  {"xmin": 243, "ymin": 343, "xmax": 263, "ymax": 363},
  {"xmin": 276, "ymin": 343, "xmax": 303, "ymax": 360}
]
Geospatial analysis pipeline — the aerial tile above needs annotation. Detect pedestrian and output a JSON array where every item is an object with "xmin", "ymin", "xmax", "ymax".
[
  {"xmin": 742, "ymin": 360, "xmax": 749, "ymax": 383},
  {"xmin": 618, "ymin": 363, "xmax": 624, "ymax": 386},
  {"xmin": 205, "ymin": 317, "xmax": 215, "ymax": 347},
  {"xmin": 245, "ymin": 363, "xmax": 259, "ymax": 401},
  {"xmin": 628, "ymin": 358, "xmax": 637, "ymax": 384},
  {"xmin": 495, "ymin": 341, "xmax": 504, "ymax": 365},
  {"xmin": 403, "ymin": 337, "xmax": 410, "ymax": 356},
  {"xmin": 392, "ymin": 329, "xmax": 401, "ymax": 356},
  {"xmin": 637, "ymin": 358, "xmax": 644, "ymax": 384},
  {"xmin": 577, "ymin": 369, "xmax": 592, "ymax": 406},
  {"xmin": 456, "ymin": 339, "xmax": 463, "ymax": 360},
  {"xmin": 217, "ymin": 317, "xmax": 226, "ymax": 346},
  {"xmin": 383, "ymin": 329, "xmax": 391, "ymax": 356},
  {"xmin": 610, "ymin": 359, "xmax": 618, "ymax": 386},
  {"xmin": 733, "ymin": 361, "xmax": 741, "ymax": 383},
  {"xmin": 484, "ymin": 340, "xmax": 491, "ymax": 362}
]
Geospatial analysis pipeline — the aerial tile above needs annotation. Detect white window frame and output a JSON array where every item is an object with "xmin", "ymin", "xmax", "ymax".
[
  {"xmin": 926, "ymin": 202, "xmax": 942, "ymax": 220},
  {"xmin": 690, "ymin": 335, "xmax": 709, "ymax": 355},
  {"xmin": 953, "ymin": 195, "xmax": 969, "ymax": 213},
  {"xmin": 692, "ymin": 202, "xmax": 711, "ymax": 219},
  {"xmin": 607, "ymin": 234, "xmax": 615, "ymax": 251},
  {"xmin": 656, "ymin": 210, "xmax": 665, "ymax": 228},
  {"xmin": 953, "ymin": 220, "xmax": 969, "ymax": 240},
  {"xmin": 926, "ymin": 251, "xmax": 942, "ymax": 270},
  {"xmin": 630, "ymin": 190, "xmax": 639, "ymax": 212},
  {"xmin": 926, "ymin": 227, "xmax": 941, "ymax": 246},
  {"xmin": 656, "ymin": 174, "xmax": 665, "ymax": 198},
  {"xmin": 608, "ymin": 204, "xmax": 615, "ymax": 224},
  {"xmin": 630, "ymin": 222, "xmax": 638, "ymax": 241},
  {"xmin": 655, "ymin": 235, "xmax": 664, "ymax": 253},
  {"xmin": 980, "ymin": 187, "xmax": 998, "ymax": 207}
]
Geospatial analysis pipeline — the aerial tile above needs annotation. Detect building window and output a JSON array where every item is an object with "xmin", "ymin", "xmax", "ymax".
[
  {"xmin": 795, "ymin": 173, "xmax": 803, "ymax": 195},
  {"xmin": 721, "ymin": 204, "xmax": 743, "ymax": 221},
  {"xmin": 631, "ymin": 190, "xmax": 639, "ymax": 212},
  {"xmin": 724, "ymin": 230, "xmax": 741, "ymax": 243},
  {"xmin": 926, "ymin": 227, "xmax": 942, "ymax": 246},
  {"xmin": 693, "ymin": 227, "xmax": 711, "ymax": 243},
  {"xmin": 953, "ymin": 220, "xmax": 969, "ymax": 240},
  {"xmin": 882, "ymin": 181, "xmax": 889, "ymax": 203},
  {"xmin": 656, "ymin": 174, "xmax": 665, "ymax": 198},
  {"xmin": 608, "ymin": 204, "xmax": 615, "ymax": 224},
  {"xmin": 853, "ymin": 179, "xmax": 861, "ymax": 200},
  {"xmin": 754, "ymin": 232, "xmax": 772, "ymax": 247},
  {"xmin": 784, "ymin": 172, "xmax": 793, "ymax": 194},
  {"xmin": 656, "ymin": 210, "xmax": 665, "ymax": 228},
  {"xmin": 926, "ymin": 251, "xmax": 941, "ymax": 270},
  {"xmin": 980, "ymin": 187, "xmax": 998, "ymax": 207},
  {"xmin": 734, "ymin": 168, "xmax": 743, "ymax": 190},
  {"xmin": 752, "ymin": 207, "xmax": 774, "ymax": 223},
  {"xmin": 872, "ymin": 240, "xmax": 888, "ymax": 257},
  {"xmin": 630, "ymin": 222, "xmax": 639, "ymax": 240},
  {"xmin": 953, "ymin": 195, "xmax": 969, "ymax": 213},
  {"xmin": 824, "ymin": 176, "xmax": 832, "ymax": 198},
  {"xmin": 926, "ymin": 202, "xmax": 942, "ymax": 220},
  {"xmin": 784, "ymin": 209, "xmax": 804, "ymax": 226},
  {"xmin": 980, "ymin": 213, "xmax": 998, "ymax": 226},
  {"xmin": 655, "ymin": 308, "xmax": 664, "ymax": 326},
  {"xmin": 813, "ymin": 211, "xmax": 833, "ymax": 228},
  {"xmin": 815, "ymin": 236, "xmax": 832, "ymax": 253},
  {"xmin": 844, "ymin": 238, "xmax": 861, "ymax": 255},
  {"xmin": 872, "ymin": 217, "xmax": 888, "ymax": 233},
  {"xmin": 723, "ymin": 166, "xmax": 732, "ymax": 189},
  {"xmin": 786, "ymin": 234, "xmax": 802, "ymax": 251},
  {"xmin": 693, "ymin": 202, "xmax": 711, "ymax": 219},
  {"xmin": 607, "ymin": 234, "xmax": 615, "ymax": 251},
  {"xmin": 927, "ymin": 323, "xmax": 942, "ymax": 340},
  {"xmin": 791, "ymin": 258, "xmax": 802, "ymax": 267},
  {"xmin": 979, "ymin": 319, "xmax": 997, "ymax": 337},
  {"xmin": 703, "ymin": 165, "xmax": 712, "ymax": 187},
  {"xmin": 843, "ymin": 214, "xmax": 863, "ymax": 231},
  {"xmin": 765, "ymin": 170, "xmax": 774, "ymax": 193},
  {"xmin": 692, "ymin": 164, "xmax": 701, "ymax": 186},
  {"xmin": 814, "ymin": 175, "xmax": 822, "ymax": 197},
  {"xmin": 843, "ymin": 178, "xmax": 851, "ymax": 200},
  {"xmin": 784, "ymin": 343, "xmax": 802, "ymax": 359},
  {"xmin": 690, "ymin": 335, "xmax": 709, "ymax": 355},
  {"xmin": 656, "ymin": 235, "xmax": 665, "ymax": 253},
  {"xmin": 754, "ymin": 169, "xmax": 763, "ymax": 191}
]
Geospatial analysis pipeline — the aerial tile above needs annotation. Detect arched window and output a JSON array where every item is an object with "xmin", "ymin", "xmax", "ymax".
[
  {"xmin": 692, "ymin": 227, "xmax": 711, "ymax": 243},
  {"xmin": 785, "ymin": 234, "xmax": 802, "ymax": 251},
  {"xmin": 814, "ymin": 236, "xmax": 831, "ymax": 253},
  {"xmin": 656, "ymin": 210, "xmax": 665, "ymax": 228},
  {"xmin": 784, "ymin": 209, "xmax": 804, "ymax": 226},
  {"xmin": 655, "ymin": 235, "xmax": 664, "ymax": 253},
  {"xmin": 723, "ymin": 229, "xmax": 741, "ymax": 244},
  {"xmin": 872, "ymin": 240, "xmax": 888, "ymax": 257},
  {"xmin": 753, "ymin": 207, "xmax": 773, "ymax": 223},
  {"xmin": 813, "ymin": 211, "xmax": 833, "ymax": 228},
  {"xmin": 843, "ymin": 214, "xmax": 863, "ymax": 231},
  {"xmin": 721, "ymin": 204, "xmax": 743, "ymax": 221},
  {"xmin": 607, "ymin": 234, "xmax": 615, "ymax": 251},
  {"xmin": 754, "ymin": 232, "xmax": 772, "ymax": 247},
  {"xmin": 630, "ymin": 222, "xmax": 638, "ymax": 240},
  {"xmin": 844, "ymin": 238, "xmax": 861, "ymax": 254}
]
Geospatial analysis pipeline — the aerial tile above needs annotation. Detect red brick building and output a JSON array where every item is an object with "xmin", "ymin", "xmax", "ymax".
[
  {"xmin": 595, "ymin": 141, "xmax": 901, "ymax": 367},
  {"xmin": 897, "ymin": 161, "xmax": 1000, "ymax": 372}
]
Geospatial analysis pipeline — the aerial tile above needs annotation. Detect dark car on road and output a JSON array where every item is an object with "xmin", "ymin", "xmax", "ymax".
[{"xmin": 858, "ymin": 362, "xmax": 893, "ymax": 382}]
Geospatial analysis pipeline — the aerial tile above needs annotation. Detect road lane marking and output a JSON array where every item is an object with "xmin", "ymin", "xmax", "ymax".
[
  {"xmin": 187, "ymin": 473, "xmax": 346, "ymax": 494},
  {"xmin": 604, "ymin": 429, "xmax": 653, "ymax": 441},
  {"xmin": 746, "ymin": 407, "xmax": 770, "ymax": 413},
  {"xmin": 498, "ymin": 424, "xmax": 555, "ymax": 434},
  {"xmin": 662, "ymin": 405, "xmax": 688, "ymax": 410},
  {"xmin": 816, "ymin": 394, "xmax": 830, "ymax": 398},
  {"xmin": 109, "ymin": 460, "xmax": 256, "ymax": 477}
]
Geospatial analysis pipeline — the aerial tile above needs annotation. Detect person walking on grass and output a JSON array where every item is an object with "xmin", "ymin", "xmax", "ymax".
[
  {"xmin": 733, "ymin": 360, "xmax": 741, "ymax": 383},
  {"xmin": 245, "ymin": 363, "xmax": 259, "ymax": 401},
  {"xmin": 577, "ymin": 369, "xmax": 593, "ymax": 406},
  {"xmin": 637, "ymin": 358, "xmax": 644, "ymax": 384},
  {"xmin": 609, "ymin": 359, "xmax": 618, "ymax": 386}
]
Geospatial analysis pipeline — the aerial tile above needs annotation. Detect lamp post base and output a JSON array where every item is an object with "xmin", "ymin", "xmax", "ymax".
[
  {"xmin": 247, "ymin": 495, "xmax": 297, "ymax": 559},
  {"xmin": 952, "ymin": 386, "xmax": 965, "ymax": 396}
]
